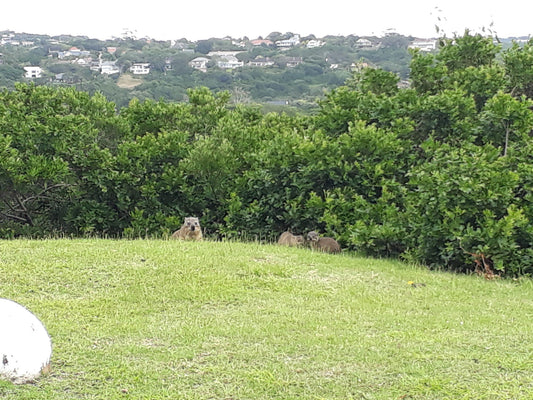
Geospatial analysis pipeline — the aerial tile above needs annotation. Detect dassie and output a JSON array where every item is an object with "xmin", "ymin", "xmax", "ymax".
[
  {"xmin": 277, "ymin": 231, "xmax": 305, "ymax": 247},
  {"xmin": 306, "ymin": 231, "xmax": 341, "ymax": 253},
  {"xmin": 172, "ymin": 217, "xmax": 203, "ymax": 241}
]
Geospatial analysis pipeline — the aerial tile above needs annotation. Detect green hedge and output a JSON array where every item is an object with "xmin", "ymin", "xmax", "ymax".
[{"xmin": 2, "ymin": 33, "xmax": 533, "ymax": 276}]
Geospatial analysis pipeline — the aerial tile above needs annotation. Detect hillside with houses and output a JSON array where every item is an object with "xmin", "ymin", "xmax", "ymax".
[{"xmin": 0, "ymin": 30, "xmax": 527, "ymax": 110}]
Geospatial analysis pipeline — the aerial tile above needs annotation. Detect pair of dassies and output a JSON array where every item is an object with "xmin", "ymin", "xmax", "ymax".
[
  {"xmin": 277, "ymin": 230, "xmax": 341, "ymax": 253},
  {"xmin": 173, "ymin": 217, "xmax": 340, "ymax": 254}
]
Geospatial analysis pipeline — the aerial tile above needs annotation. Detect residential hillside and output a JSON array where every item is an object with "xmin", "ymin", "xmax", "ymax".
[{"xmin": 0, "ymin": 30, "xmax": 527, "ymax": 110}]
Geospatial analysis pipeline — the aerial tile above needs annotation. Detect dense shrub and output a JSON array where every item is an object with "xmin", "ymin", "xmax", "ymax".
[
  {"xmin": 2, "ymin": 31, "xmax": 533, "ymax": 276},
  {"xmin": 403, "ymin": 142, "xmax": 533, "ymax": 275}
]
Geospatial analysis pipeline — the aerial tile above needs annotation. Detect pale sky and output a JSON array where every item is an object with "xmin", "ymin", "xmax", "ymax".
[{"xmin": 1, "ymin": 1, "xmax": 532, "ymax": 41}]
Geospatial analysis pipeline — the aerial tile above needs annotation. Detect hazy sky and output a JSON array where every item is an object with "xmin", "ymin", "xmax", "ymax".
[{"xmin": 2, "ymin": 0, "xmax": 532, "ymax": 40}]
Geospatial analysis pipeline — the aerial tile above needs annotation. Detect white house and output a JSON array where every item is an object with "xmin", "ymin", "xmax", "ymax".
[
  {"xmin": 276, "ymin": 35, "xmax": 300, "ymax": 48},
  {"xmin": 130, "ymin": 63, "xmax": 150, "ymax": 74},
  {"xmin": 100, "ymin": 61, "xmax": 120, "ymax": 75},
  {"xmin": 216, "ymin": 55, "xmax": 244, "ymax": 69},
  {"xmin": 232, "ymin": 40, "xmax": 246, "ymax": 48},
  {"xmin": 23, "ymin": 66, "xmax": 42, "ymax": 78},
  {"xmin": 356, "ymin": 38, "xmax": 373, "ymax": 48},
  {"xmin": 248, "ymin": 56, "xmax": 275, "ymax": 67},
  {"xmin": 58, "ymin": 47, "xmax": 91, "ymax": 59},
  {"xmin": 408, "ymin": 39, "xmax": 438, "ymax": 52},
  {"xmin": 307, "ymin": 40, "xmax": 324, "ymax": 48},
  {"xmin": 189, "ymin": 57, "xmax": 209, "ymax": 72}
]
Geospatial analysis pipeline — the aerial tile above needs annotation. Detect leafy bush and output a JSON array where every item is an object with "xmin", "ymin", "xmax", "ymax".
[
  {"xmin": 403, "ymin": 142, "xmax": 533, "ymax": 276},
  {"xmin": 3, "ymin": 31, "xmax": 533, "ymax": 276}
]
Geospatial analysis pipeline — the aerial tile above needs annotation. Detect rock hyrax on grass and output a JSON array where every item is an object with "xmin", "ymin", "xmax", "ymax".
[
  {"xmin": 172, "ymin": 217, "xmax": 203, "ymax": 241},
  {"xmin": 277, "ymin": 231, "xmax": 305, "ymax": 247},
  {"xmin": 307, "ymin": 231, "xmax": 341, "ymax": 253}
]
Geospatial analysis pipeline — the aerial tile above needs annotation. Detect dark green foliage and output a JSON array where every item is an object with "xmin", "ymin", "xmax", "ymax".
[
  {"xmin": 0, "ymin": 84, "xmax": 124, "ymax": 236},
  {"xmin": 437, "ymin": 30, "xmax": 500, "ymax": 71},
  {"xmin": 305, "ymin": 123, "xmax": 410, "ymax": 255},
  {"xmin": 350, "ymin": 67, "xmax": 400, "ymax": 96},
  {"xmin": 410, "ymin": 89, "xmax": 477, "ymax": 144},
  {"xmin": 504, "ymin": 39, "xmax": 533, "ymax": 98},
  {"xmin": 403, "ymin": 142, "xmax": 533, "ymax": 275},
  {"xmin": 409, "ymin": 50, "xmax": 448, "ymax": 95},
  {"xmin": 195, "ymin": 40, "xmax": 214, "ymax": 54},
  {"xmin": 3, "ymin": 31, "xmax": 533, "ymax": 277},
  {"xmin": 311, "ymin": 31, "xmax": 533, "ymax": 276}
]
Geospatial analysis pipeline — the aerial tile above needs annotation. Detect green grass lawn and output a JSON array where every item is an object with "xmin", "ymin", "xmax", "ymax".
[{"xmin": 0, "ymin": 239, "xmax": 532, "ymax": 399}]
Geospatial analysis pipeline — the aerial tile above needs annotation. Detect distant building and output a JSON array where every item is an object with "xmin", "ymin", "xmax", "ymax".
[
  {"xmin": 307, "ymin": 40, "xmax": 324, "ymax": 48},
  {"xmin": 0, "ymin": 33, "xmax": 15, "ymax": 46},
  {"xmin": 276, "ymin": 35, "xmax": 300, "ymax": 48},
  {"xmin": 232, "ymin": 40, "xmax": 246, "ymax": 47},
  {"xmin": 356, "ymin": 38, "xmax": 373, "ymax": 48},
  {"xmin": 130, "ymin": 63, "xmax": 150, "ymax": 74},
  {"xmin": 58, "ymin": 47, "xmax": 91, "ymax": 59},
  {"xmin": 250, "ymin": 39, "xmax": 274, "ymax": 46},
  {"xmin": 189, "ymin": 57, "xmax": 209, "ymax": 72},
  {"xmin": 89, "ymin": 60, "xmax": 101, "ymax": 72},
  {"xmin": 248, "ymin": 56, "xmax": 275, "ymax": 67},
  {"xmin": 1, "ymin": 34, "xmax": 20, "ymax": 46},
  {"xmin": 100, "ymin": 61, "xmax": 119, "ymax": 75},
  {"xmin": 24, "ymin": 66, "xmax": 42, "ymax": 78},
  {"xmin": 408, "ymin": 39, "xmax": 437, "ymax": 52},
  {"xmin": 216, "ymin": 55, "xmax": 243, "ymax": 69},
  {"xmin": 74, "ymin": 58, "xmax": 88, "ymax": 66}
]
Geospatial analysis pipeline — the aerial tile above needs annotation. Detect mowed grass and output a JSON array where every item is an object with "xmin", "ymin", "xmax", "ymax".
[{"xmin": 0, "ymin": 239, "xmax": 532, "ymax": 399}]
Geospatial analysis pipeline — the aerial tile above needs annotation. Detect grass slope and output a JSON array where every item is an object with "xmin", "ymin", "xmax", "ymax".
[
  {"xmin": 0, "ymin": 239, "xmax": 532, "ymax": 399},
  {"xmin": 116, "ymin": 74, "xmax": 143, "ymax": 89}
]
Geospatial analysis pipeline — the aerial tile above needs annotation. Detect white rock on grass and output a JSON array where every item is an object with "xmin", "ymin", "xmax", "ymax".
[{"xmin": 0, "ymin": 298, "xmax": 52, "ymax": 384}]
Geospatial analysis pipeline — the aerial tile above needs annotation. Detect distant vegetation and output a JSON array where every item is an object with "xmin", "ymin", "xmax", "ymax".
[
  {"xmin": 1, "ymin": 30, "xmax": 526, "ymax": 110},
  {"xmin": 1, "ymin": 30, "xmax": 421, "ymax": 110},
  {"xmin": 2, "ymin": 31, "xmax": 533, "ymax": 276}
]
